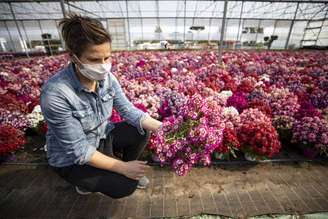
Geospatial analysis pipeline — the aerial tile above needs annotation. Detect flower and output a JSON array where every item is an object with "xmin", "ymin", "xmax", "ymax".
[
  {"xmin": 222, "ymin": 106, "xmax": 240, "ymax": 127},
  {"xmin": 268, "ymin": 87, "xmax": 300, "ymax": 117},
  {"xmin": 292, "ymin": 116, "xmax": 328, "ymax": 155},
  {"xmin": 215, "ymin": 127, "xmax": 240, "ymax": 159},
  {"xmin": 26, "ymin": 105, "xmax": 44, "ymax": 128},
  {"xmin": 237, "ymin": 108, "xmax": 281, "ymax": 158},
  {"xmin": 150, "ymin": 94, "xmax": 225, "ymax": 176},
  {"xmin": 227, "ymin": 91, "xmax": 248, "ymax": 113},
  {"xmin": 0, "ymin": 125, "xmax": 26, "ymax": 156}
]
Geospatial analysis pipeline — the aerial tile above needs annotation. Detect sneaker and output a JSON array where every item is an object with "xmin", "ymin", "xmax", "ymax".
[
  {"xmin": 137, "ymin": 176, "xmax": 150, "ymax": 189},
  {"xmin": 75, "ymin": 186, "xmax": 93, "ymax": 195}
]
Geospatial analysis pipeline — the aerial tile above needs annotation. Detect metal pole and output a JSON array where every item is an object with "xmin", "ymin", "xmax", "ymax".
[
  {"xmin": 175, "ymin": 1, "xmax": 179, "ymax": 41},
  {"xmin": 137, "ymin": 3, "xmax": 144, "ymax": 41},
  {"xmin": 60, "ymin": 0, "xmax": 66, "ymax": 17},
  {"xmin": 8, "ymin": 2, "xmax": 29, "ymax": 57},
  {"xmin": 156, "ymin": 0, "xmax": 160, "ymax": 41},
  {"xmin": 125, "ymin": 0, "xmax": 131, "ymax": 50},
  {"xmin": 21, "ymin": 20, "xmax": 32, "ymax": 50},
  {"xmin": 315, "ymin": 9, "xmax": 328, "ymax": 45},
  {"xmin": 55, "ymin": 20, "xmax": 65, "ymax": 50},
  {"xmin": 4, "ymin": 21, "xmax": 16, "ymax": 52},
  {"xmin": 208, "ymin": 2, "xmax": 217, "ymax": 44},
  {"xmin": 183, "ymin": 0, "xmax": 186, "ymax": 42},
  {"xmin": 218, "ymin": 0, "xmax": 228, "ymax": 64},
  {"xmin": 236, "ymin": 1, "xmax": 244, "ymax": 42},
  {"xmin": 285, "ymin": 2, "xmax": 299, "ymax": 49},
  {"xmin": 255, "ymin": 20, "xmax": 261, "ymax": 43}
]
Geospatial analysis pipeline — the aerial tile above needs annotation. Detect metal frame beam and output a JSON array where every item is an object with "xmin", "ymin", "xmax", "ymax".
[
  {"xmin": 59, "ymin": 0, "xmax": 66, "ymax": 17},
  {"xmin": 208, "ymin": 1, "xmax": 217, "ymax": 43},
  {"xmin": 1, "ymin": 17, "xmax": 327, "ymax": 22},
  {"xmin": 8, "ymin": 2, "xmax": 29, "ymax": 56},
  {"xmin": 4, "ymin": 21, "xmax": 16, "ymax": 52},
  {"xmin": 1, "ymin": 0, "xmax": 328, "ymax": 3},
  {"xmin": 285, "ymin": 2, "xmax": 299, "ymax": 49},
  {"xmin": 183, "ymin": 0, "xmax": 186, "ymax": 42},
  {"xmin": 236, "ymin": 1, "xmax": 244, "ymax": 41},
  {"xmin": 218, "ymin": 0, "xmax": 228, "ymax": 64},
  {"xmin": 125, "ymin": 0, "xmax": 131, "ymax": 49}
]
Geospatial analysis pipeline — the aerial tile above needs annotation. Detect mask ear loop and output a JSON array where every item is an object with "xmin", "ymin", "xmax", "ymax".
[{"xmin": 71, "ymin": 54, "xmax": 84, "ymax": 73}]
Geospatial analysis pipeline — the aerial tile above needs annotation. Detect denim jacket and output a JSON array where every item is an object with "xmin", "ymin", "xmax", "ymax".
[{"xmin": 40, "ymin": 63, "xmax": 149, "ymax": 167}]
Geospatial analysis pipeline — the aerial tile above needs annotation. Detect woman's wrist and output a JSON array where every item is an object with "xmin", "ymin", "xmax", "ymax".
[{"xmin": 111, "ymin": 159, "xmax": 127, "ymax": 175}]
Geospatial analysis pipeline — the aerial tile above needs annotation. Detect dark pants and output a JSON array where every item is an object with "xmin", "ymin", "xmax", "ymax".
[{"xmin": 51, "ymin": 121, "xmax": 151, "ymax": 199}]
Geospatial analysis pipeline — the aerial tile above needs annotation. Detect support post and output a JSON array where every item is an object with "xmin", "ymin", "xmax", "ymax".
[
  {"xmin": 218, "ymin": 0, "xmax": 228, "ymax": 64},
  {"xmin": 60, "ymin": 0, "xmax": 66, "ymax": 17},
  {"xmin": 4, "ymin": 21, "xmax": 16, "ymax": 52},
  {"xmin": 183, "ymin": 0, "xmax": 186, "ymax": 42},
  {"xmin": 285, "ymin": 2, "xmax": 299, "ymax": 49},
  {"xmin": 125, "ymin": 0, "xmax": 131, "ymax": 50},
  {"xmin": 9, "ymin": 2, "xmax": 29, "ymax": 57},
  {"xmin": 236, "ymin": 1, "xmax": 244, "ymax": 42}
]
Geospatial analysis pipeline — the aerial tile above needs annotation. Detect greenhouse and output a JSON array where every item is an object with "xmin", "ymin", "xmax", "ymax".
[
  {"xmin": 1, "ymin": 0, "xmax": 328, "ymax": 52},
  {"xmin": 0, "ymin": 0, "xmax": 328, "ymax": 219}
]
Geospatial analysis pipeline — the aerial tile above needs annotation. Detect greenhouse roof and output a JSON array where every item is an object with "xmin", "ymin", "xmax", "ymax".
[{"xmin": 1, "ymin": 0, "xmax": 327, "ymax": 21}]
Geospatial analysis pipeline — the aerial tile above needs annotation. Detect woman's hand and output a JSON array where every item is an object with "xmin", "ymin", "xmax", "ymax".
[{"xmin": 121, "ymin": 160, "xmax": 151, "ymax": 181}]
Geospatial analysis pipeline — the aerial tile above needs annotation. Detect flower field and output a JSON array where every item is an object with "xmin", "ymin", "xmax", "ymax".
[{"xmin": 1, "ymin": 50, "xmax": 327, "ymax": 175}]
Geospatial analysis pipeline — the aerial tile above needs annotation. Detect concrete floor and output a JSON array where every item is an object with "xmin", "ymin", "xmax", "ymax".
[{"xmin": 1, "ymin": 162, "xmax": 328, "ymax": 218}]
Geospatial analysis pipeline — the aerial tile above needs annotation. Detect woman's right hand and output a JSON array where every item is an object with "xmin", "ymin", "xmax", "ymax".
[{"xmin": 121, "ymin": 160, "xmax": 151, "ymax": 181}]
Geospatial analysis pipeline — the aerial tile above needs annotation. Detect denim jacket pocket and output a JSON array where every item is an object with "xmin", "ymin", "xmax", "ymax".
[
  {"xmin": 101, "ymin": 88, "xmax": 115, "ymax": 101},
  {"xmin": 72, "ymin": 107, "xmax": 96, "ymax": 132},
  {"xmin": 101, "ymin": 89, "xmax": 115, "ymax": 116}
]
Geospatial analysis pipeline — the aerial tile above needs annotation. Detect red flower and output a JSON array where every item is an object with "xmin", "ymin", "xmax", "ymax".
[
  {"xmin": 237, "ymin": 109, "xmax": 281, "ymax": 158},
  {"xmin": 0, "ymin": 125, "xmax": 26, "ymax": 156}
]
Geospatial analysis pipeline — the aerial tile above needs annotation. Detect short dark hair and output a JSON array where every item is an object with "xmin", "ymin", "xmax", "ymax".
[{"xmin": 59, "ymin": 13, "xmax": 112, "ymax": 57}]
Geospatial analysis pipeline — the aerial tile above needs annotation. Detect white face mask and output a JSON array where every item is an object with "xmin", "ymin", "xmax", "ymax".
[{"xmin": 73, "ymin": 55, "xmax": 111, "ymax": 81}]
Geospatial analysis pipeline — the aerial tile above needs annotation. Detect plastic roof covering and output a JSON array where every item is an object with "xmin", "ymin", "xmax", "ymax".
[
  {"xmin": 0, "ymin": 1, "xmax": 327, "ymax": 20},
  {"xmin": 0, "ymin": 1, "xmax": 327, "ymax": 51}
]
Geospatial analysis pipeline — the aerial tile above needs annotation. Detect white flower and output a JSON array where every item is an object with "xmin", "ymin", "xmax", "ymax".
[
  {"xmin": 219, "ymin": 90, "xmax": 233, "ymax": 98},
  {"xmin": 223, "ymin": 106, "xmax": 239, "ymax": 117},
  {"xmin": 171, "ymin": 68, "xmax": 178, "ymax": 73},
  {"xmin": 26, "ymin": 105, "xmax": 44, "ymax": 128},
  {"xmin": 260, "ymin": 74, "xmax": 270, "ymax": 82}
]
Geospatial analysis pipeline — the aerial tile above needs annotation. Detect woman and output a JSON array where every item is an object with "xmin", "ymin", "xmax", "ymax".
[{"xmin": 40, "ymin": 13, "xmax": 162, "ymax": 198}]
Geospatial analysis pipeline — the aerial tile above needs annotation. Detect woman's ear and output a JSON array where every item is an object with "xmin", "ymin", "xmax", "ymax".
[{"xmin": 70, "ymin": 53, "xmax": 80, "ymax": 65}]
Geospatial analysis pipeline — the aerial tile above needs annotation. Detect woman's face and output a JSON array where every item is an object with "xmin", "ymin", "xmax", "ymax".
[{"xmin": 74, "ymin": 42, "xmax": 112, "ymax": 65}]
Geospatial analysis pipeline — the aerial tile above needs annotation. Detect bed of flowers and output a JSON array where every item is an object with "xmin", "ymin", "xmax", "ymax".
[{"xmin": 1, "ymin": 50, "xmax": 327, "ymax": 175}]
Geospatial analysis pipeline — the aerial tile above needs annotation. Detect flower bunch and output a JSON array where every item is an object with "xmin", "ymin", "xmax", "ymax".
[
  {"xmin": 158, "ymin": 89, "xmax": 187, "ymax": 119},
  {"xmin": 26, "ymin": 105, "xmax": 44, "ymax": 129},
  {"xmin": 247, "ymin": 98, "xmax": 272, "ymax": 117},
  {"xmin": 0, "ymin": 125, "xmax": 26, "ymax": 156},
  {"xmin": 310, "ymin": 88, "xmax": 328, "ymax": 109},
  {"xmin": 214, "ymin": 127, "xmax": 240, "ymax": 160},
  {"xmin": 295, "ymin": 101, "xmax": 322, "ymax": 119},
  {"xmin": 150, "ymin": 94, "xmax": 225, "ymax": 176},
  {"xmin": 272, "ymin": 115, "xmax": 295, "ymax": 130},
  {"xmin": 237, "ymin": 108, "xmax": 281, "ymax": 158},
  {"xmin": 222, "ymin": 106, "xmax": 240, "ymax": 127},
  {"xmin": 215, "ymin": 90, "xmax": 233, "ymax": 106},
  {"xmin": 291, "ymin": 116, "xmax": 328, "ymax": 155},
  {"xmin": 227, "ymin": 91, "xmax": 248, "ymax": 113},
  {"xmin": 0, "ymin": 108, "xmax": 29, "ymax": 131},
  {"xmin": 237, "ymin": 77, "xmax": 256, "ymax": 94},
  {"xmin": 268, "ymin": 87, "xmax": 300, "ymax": 117}
]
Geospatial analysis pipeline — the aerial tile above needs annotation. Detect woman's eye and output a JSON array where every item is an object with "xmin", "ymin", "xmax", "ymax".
[{"xmin": 89, "ymin": 59, "xmax": 99, "ymax": 62}]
